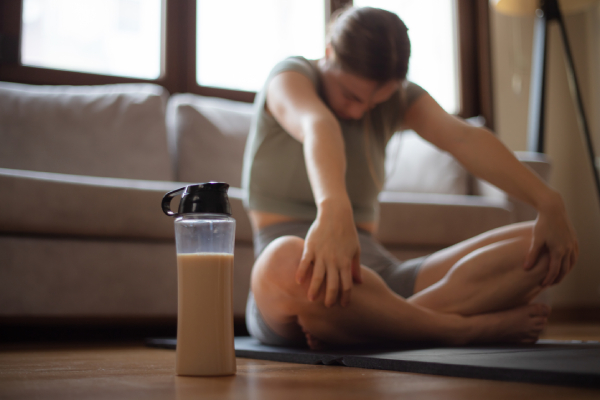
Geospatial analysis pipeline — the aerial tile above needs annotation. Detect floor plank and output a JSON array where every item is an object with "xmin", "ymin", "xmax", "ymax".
[{"xmin": 1, "ymin": 325, "xmax": 599, "ymax": 400}]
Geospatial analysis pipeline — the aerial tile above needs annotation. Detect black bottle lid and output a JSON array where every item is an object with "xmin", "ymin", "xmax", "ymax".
[{"xmin": 161, "ymin": 182, "xmax": 231, "ymax": 217}]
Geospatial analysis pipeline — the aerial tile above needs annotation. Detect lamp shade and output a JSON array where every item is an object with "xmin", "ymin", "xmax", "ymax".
[{"xmin": 491, "ymin": 0, "xmax": 599, "ymax": 16}]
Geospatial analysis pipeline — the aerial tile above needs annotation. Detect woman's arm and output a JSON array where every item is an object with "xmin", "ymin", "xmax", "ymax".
[
  {"xmin": 404, "ymin": 94, "xmax": 579, "ymax": 286},
  {"xmin": 266, "ymin": 71, "xmax": 362, "ymax": 307}
]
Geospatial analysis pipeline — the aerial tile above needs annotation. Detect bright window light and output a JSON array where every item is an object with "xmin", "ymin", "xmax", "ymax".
[
  {"xmin": 21, "ymin": 0, "xmax": 163, "ymax": 79},
  {"xmin": 353, "ymin": 0, "xmax": 460, "ymax": 114},
  {"xmin": 196, "ymin": 0, "xmax": 325, "ymax": 92}
]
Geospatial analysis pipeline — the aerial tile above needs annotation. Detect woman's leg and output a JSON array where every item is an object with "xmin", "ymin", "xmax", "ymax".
[
  {"xmin": 251, "ymin": 235, "xmax": 550, "ymax": 347},
  {"xmin": 413, "ymin": 221, "xmax": 535, "ymax": 293},
  {"xmin": 409, "ymin": 221, "xmax": 550, "ymax": 316}
]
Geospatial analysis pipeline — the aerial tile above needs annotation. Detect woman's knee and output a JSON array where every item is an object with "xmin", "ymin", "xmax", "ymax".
[
  {"xmin": 251, "ymin": 235, "xmax": 305, "ymax": 294},
  {"xmin": 494, "ymin": 236, "xmax": 549, "ymax": 284},
  {"xmin": 525, "ymin": 248, "xmax": 551, "ymax": 285},
  {"xmin": 507, "ymin": 234, "xmax": 550, "ymax": 278}
]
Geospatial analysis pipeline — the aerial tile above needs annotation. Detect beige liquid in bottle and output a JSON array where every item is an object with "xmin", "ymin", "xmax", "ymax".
[{"xmin": 176, "ymin": 252, "xmax": 236, "ymax": 376}]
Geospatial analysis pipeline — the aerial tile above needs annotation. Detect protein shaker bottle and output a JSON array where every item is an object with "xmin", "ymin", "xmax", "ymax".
[{"xmin": 162, "ymin": 182, "xmax": 236, "ymax": 376}]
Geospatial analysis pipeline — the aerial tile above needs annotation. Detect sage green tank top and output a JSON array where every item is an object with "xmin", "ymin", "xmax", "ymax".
[{"xmin": 242, "ymin": 56, "xmax": 426, "ymax": 223}]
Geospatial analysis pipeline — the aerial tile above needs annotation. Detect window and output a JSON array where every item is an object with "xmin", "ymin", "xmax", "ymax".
[
  {"xmin": 21, "ymin": 0, "xmax": 163, "ymax": 79},
  {"xmin": 196, "ymin": 0, "xmax": 325, "ymax": 92},
  {"xmin": 0, "ymin": 0, "xmax": 491, "ymax": 122}
]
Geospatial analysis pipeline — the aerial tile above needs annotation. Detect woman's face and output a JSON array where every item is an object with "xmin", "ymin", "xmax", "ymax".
[{"xmin": 319, "ymin": 54, "xmax": 399, "ymax": 120}]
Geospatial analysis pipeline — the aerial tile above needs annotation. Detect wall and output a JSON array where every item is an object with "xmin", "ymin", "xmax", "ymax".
[{"xmin": 490, "ymin": 4, "xmax": 600, "ymax": 308}]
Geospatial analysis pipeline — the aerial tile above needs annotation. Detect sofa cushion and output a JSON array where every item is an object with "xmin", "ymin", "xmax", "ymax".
[
  {"xmin": 167, "ymin": 93, "xmax": 253, "ymax": 187},
  {"xmin": 384, "ymin": 130, "xmax": 469, "ymax": 195},
  {"xmin": 0, "ymin": 168, "xmax": 254, "ymax": 243},
  {"xmin": 376, "ymin": 191, "xmax": 514, "ymax": 246},
  {"xmin": 0, "ymin": 82, "xmax": 172, "ymax": 180}
]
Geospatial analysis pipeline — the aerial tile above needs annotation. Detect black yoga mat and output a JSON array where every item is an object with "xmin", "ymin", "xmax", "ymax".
[{"xmin": 146, "ymin": 337, "xmax": 600, "ymax": 388}]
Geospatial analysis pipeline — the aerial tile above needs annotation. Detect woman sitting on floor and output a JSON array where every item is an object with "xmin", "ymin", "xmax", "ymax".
[{"xmin": 242, "ymin": 6, "xmax": 578, "ymax": 348}]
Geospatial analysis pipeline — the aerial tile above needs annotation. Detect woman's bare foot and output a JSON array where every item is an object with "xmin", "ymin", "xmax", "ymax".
[
  {"xmin": 302, "ymin": 328, "xmax": 325, "ymax": 350},
  {"xmin": 468, "ymin": 303, "xmax": 551, "ymax": 344},
  {"xmin": 299, "ymin": 304, "xmax": 548, "ymax": 349}
]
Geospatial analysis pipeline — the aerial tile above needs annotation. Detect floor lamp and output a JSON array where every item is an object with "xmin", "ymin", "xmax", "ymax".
[{"xmin": 492, "ymin": 0, "xmax": 600, "ymax": 207}]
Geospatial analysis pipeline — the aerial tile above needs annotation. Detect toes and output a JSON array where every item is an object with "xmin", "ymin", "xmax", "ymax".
[
  {"xmin": 522, "ymin": 328, "xmax": 542, "ymax": 344},
  {"xmin": 534, "ymin": 319, "xmax": 548, "ymax": 330},
  {"xmin": 522, "ymin": 336, "xmax": 539, "ymax": 344},
  {"xmin": 304, "ymin": 332, "xmax": 324, "ymax": 350},
  {"xmin": 532, "ymin": 315, "xmax": 548, "ymax": 325},
  {"xmin": 304, "ymin": 333, "xmax": 315, "ymax": 349},
  {"xmin": 530, "ymin": 316, "xmax": 547, "ymax": 340},
  {"xmin": 529, "ymin": 303, "xmax": 551, "ymax": 317},
  {"xmin": 304, "ymin": 331, "xmax": 322, "ymax": 350}
]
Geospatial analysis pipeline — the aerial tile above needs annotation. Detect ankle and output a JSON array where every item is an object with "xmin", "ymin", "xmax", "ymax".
[
  {"xmin": 463, "ymin": 315, "xmax": 487, "ymax": 344},
  {"xmin": 441, "ymin": 314, "xmax": 473, "ymax": 346},
  {"xmin": 465, "ymin": 313, "xmax": 502, "ymax": 344}
]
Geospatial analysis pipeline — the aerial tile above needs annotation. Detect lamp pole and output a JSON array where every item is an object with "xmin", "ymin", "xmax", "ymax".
[{"xmin": 528, "ymin": 0, "xmax": 600, "ymax": 203}]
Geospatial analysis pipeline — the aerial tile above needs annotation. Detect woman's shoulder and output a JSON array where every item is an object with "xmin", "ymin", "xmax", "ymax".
[
  {"xmin": 267, "ymin": 56, "xmax": 320, "ymax": 87},
  {"xmin": 404, "ymin": 81, "xmax": 427, "ymax": 106},
  {"xmin": 377, "ymin": 81, "xmax": 427, "ymax": 112},
  {"xmin": 404, "ymin": 81, "xmax": 428, "ymax": 107}
]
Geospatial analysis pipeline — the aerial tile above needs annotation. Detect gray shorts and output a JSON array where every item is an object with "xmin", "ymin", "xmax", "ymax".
[{"xmin": 245, "ymin": 220, "xmax": 428, "ymax": 346}]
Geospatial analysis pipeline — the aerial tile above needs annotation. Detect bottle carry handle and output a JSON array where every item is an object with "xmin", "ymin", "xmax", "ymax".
[{"xmin": 162, "ymin": 187, "xmax": 185, "ymax": 217}]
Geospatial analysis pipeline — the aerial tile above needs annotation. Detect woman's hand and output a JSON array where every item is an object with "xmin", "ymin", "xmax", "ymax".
[
  {"xmin": 524, "ymin": 194, "xmax": 579, "ymax": 287},
  {"xmin": 295, "ymin": 200, "xmax": 362, "ymax": 308}
]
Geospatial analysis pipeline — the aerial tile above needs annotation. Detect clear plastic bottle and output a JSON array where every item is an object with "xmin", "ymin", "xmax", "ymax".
[{"xmin": 162, "ymin": 182, "xmax": 236, "ymax": 376}]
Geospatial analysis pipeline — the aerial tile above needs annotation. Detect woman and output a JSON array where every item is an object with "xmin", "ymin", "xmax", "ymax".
[{"xmin": 241, "ymin": 7, "xmax": 578, "ymax": 348}]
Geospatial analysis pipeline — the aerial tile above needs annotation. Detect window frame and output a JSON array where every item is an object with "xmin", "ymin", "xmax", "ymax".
[{"xmin": 0, "ymin": 0, "xmax": 492, "ymax": 126}]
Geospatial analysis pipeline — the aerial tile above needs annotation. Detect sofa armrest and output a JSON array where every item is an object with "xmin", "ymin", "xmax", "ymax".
[
  {"xmin": 376, "ymin": 191, "xmax": 514, "ymax": 247},
  {"xmin": 473, "ymin": 152, "xmax": 551, "ymax": 222},
  {"xmin": 0, "ymin": 168, "xmax": 253, "ymax": 242},
  {"xmin": 515, "ymin": 151, "xmax": 551, "ymax": 181}
]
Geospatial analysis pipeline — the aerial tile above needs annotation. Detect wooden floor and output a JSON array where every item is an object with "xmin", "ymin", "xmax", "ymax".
[{"xmin": 1, "ymin": 324, "xmax": 600, "ymax": 400}]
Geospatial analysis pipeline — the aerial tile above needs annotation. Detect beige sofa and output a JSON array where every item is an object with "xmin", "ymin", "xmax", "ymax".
[{"xmin": 0, "ymin": 81, "xmax": 550, "ymax": 322}]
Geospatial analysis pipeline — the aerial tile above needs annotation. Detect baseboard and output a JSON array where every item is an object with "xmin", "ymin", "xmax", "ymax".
[
  {"xmin": 3, "ymin": 309, "xmax": 596, "ymax": 344},
  {"xmin": 0, "ymin": 315, "xmax": 249, "ymax": 342},
  {"xmin": 0, "ymin": 315, "xmax": 177, "ymax": 325},
  {"xmin": 549, "ymin": 307, "xmax": 600, "ymax": 323}
]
